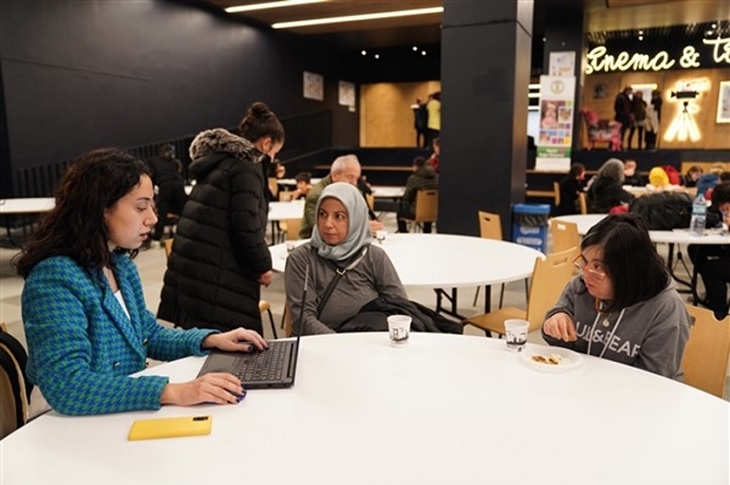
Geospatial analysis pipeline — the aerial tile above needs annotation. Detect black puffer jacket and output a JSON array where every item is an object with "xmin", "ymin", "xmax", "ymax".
[
  {"xmin": 587, "ymin": 176, "xmax": 634, "ymax": 214},
  {"xmin": 157, "ymin": 128, "xmax": 271, "ymax": 333}
]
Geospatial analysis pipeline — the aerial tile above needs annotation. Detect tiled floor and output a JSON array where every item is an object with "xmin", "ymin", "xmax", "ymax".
[{"xmin": 1, "ymin": 213, "xmax": 728, "ymax": 402}]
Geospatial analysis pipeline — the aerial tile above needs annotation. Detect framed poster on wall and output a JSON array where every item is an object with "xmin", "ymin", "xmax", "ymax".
[
  {"xmin": 303, "ymin": 71, "xmax": 324, "ymax": 101},
  {"xmin": 717, "ymin": 81, "xmax": 730, "ymax": 123}
]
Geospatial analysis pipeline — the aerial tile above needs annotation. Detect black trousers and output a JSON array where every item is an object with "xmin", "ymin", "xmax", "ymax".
[
  {"xmin": 153, "ymin": 182, "xmax": 188, "ymax": 240},
  {"xmin": 689, "ymin": 245, "xmax": 730, "ymax": 320}
]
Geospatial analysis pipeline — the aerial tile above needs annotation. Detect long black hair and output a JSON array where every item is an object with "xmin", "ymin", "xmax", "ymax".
[
  {"xmin": 15, "ymin": 148, "xmax": 151, "ymax": 278},
  {"xmin": 581, "ymin": 214, "xmax": 669, "ymax": 313}
]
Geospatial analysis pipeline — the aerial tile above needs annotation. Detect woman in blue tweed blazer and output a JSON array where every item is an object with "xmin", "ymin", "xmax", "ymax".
[{"xmin": 15, "ymin": 148, "xmax": 268, "ymax": 415}]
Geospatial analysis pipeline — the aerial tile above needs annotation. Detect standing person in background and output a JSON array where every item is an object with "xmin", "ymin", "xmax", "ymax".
[
  {"xmin": 299, "ymin": 155, "xmax": 383, "ymax": 239},
  {"xmin": 425, "ymin": 92, "xmax": 441, "ymax": 148},
  {"xmin": 15, "ymin": 148, "xmax": 267, "ymax": 415},
  {"xmin": 644, "ymin": 90, "xmax": 660, "ymax": 150},
  {"xmin": 628, "ymin": 91, "xmax": 647, "ymax": 150},
  {"xmin": 158, "ymin": 102, "xmax": 285, "ymax": 334},
  {"xmin": 147, "ymin": 143, "xmax": 187, "ymax": 243},
  {"xmin": 411, "ymin": 98, "xmax": 428, "ymax": 148},
  {"xmin": 555, "ymin": 163, "xmax": 586, "ymax": 216},
  {"xmin": 428, "ymin": 137, "xmax": 441, "ymax": 173},
  {"xmin": 397, "ymin": 156, "xmax": 439, "ymax": 233},
  {"xmin": 613, "ymin": 87, "xmax": 633, "ymax": 150}
]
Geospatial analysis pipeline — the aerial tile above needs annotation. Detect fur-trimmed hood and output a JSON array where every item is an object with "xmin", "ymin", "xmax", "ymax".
[{"xmin": 188, "ymin": 128, "xmax": 261, "ymax": 180}]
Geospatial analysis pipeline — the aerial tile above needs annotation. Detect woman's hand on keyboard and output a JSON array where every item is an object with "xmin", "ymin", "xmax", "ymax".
[
  {"xmin": 202, "ymin": 328, "xmax": 268, "ymax": 352},
  {"xmin": 161, "ymin": 373, "xmax": 245, "ymax": 406}
]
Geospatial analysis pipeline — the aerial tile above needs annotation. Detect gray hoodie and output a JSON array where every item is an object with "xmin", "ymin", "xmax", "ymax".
[{"xmin": 542, "ymin": 276, "xmax": 691, "ymax": 380}]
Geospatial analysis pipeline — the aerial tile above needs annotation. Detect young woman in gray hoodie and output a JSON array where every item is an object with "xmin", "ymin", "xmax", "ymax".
[{"xmin": 542, "ymin": 214, "xmax": 691, "ymax": 379}]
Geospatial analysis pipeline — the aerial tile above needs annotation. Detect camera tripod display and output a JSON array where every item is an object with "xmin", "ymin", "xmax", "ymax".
[{"xmin": 663, "ymin": 79, "xmax": 710, "ymax": 143}]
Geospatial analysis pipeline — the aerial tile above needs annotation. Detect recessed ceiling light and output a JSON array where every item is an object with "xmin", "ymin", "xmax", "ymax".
[
  {"xmin": 638, "ymin": 35, "xmax": 643, "ymax": 41},
  {"xmin": 421, "ymin": 50, "xmax": 426, "ymax": 56},
  {"xmin": 272, "ymin": 7, "xmax": 443, "ymax": 29},
  {"xmin": 361, "ymin": 50, "xmax": 367, "ymax": 56},
  {"xmin": 374, "ymin": 54, "xmax": 380, "ymax": 59},
  {"xmin": 225, "ymin": 0, "xmax": 325, "ymax": 13},
  {"xmin": 412, "ymin": 46, "xmax": 418, "ymax": 51}
]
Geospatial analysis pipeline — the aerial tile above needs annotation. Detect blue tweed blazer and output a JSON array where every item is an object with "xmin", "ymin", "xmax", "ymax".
[{"xmin": 22, "ymin": 252, "xmax": 215, "ymax": 415}]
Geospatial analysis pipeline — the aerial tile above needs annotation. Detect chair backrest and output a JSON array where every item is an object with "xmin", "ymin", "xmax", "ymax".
[
  {"xmin": 578, "ymin": 192, "xmax": 588, "ymax": 214},
  {"xmin": 550, "ymin": 219, "xmax": 580, "ymax": 254},
  {"xmin": 525, "ymin": 247, "xmax": 578, "ymax": 333},
  {"xmin": 268, "ymin": 177, "xmax": 279, "ymax": 199},
  {"xmin": 682, "ymin": 305, "xmax": 730, "ymax": 398},
  {"xmin": 365, "ymin": 193, "xmax": 375, "ymax": 211},
  {"xmin": 0, "ymin": 325, "xmax": 32, "ymax": 401},
  {"xmin": 283, "ymin": 218, "xmax": 302, "ymax": 241},
  {"xmin": 477, "ymin": 211, "xmax": 503, "ymax": 241},
  {"xmin": 0, "ymin": 341, "xmax": 29, "ymax": 439},
  {"xmin": 414, "ymin": 189, "xmax": 438, "ymax": 222},
  {"xmin": 163, "ymin": 238, "xmax": 174, "ymax": 258},
  {"xmin": 553, "ymin": 181, "xmax": 561, "ymax": 207}
]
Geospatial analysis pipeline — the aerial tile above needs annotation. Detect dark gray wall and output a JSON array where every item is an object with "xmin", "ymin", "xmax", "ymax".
[{"xmin": 0, "ymin": 0, "xmax": 358, "ymax": 195}]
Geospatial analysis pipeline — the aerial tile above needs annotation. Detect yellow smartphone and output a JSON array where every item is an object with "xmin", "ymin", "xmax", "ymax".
[{"xmin": 128, "ymin": 415, "xmax": 212, "ymax": 441}]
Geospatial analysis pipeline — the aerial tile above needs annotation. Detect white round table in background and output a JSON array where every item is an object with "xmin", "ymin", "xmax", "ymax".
[
  {"xmin": 2, "ymin": 334, "xmax": 727, "ymax": 485},
  {"xmin": 552, "ymin": 214, "xmax": 606, "ymax": 235},
  {"xmin": 268, "ymin": 200, "xmax": 305, "ymax": 221},
  {"xmin": 371, "ymin": 185, "xmax": 405, "ymax": 198},
  {"xmin": 271, "ymin": 233, "xmax": 543, "ymax": 314}
]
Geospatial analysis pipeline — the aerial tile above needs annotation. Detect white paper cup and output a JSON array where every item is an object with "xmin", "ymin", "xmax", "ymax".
[
  {"xmin": 504, "ymin": 319, "xmax": 529, "ymax": 352},
  {"xmin": 376, "ymin": 229, "xmax": 387, "ymax": 243},
  {"xmin": 387, "ymin": 315, "xmax": 411, "ymax": 346}
]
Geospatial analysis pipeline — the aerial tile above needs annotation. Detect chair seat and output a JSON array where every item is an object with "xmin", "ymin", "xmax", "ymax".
[{"xmin": 464, "ymin": 306, "xmax": 527, "ymax": 335}]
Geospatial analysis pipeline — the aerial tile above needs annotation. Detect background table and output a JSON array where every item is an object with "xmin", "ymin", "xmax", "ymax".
[
  {"xmin": 267, "ymin": 200, "xmax": 305, "ymax": 221},
  {"xmin": 0, "ymin": 197, "xmax": 55, "ymax": 246},
  {"xmin": 371, "ymin": 185, "xmax": 405, "ymax": 198},
  {"xmin": 2, "ymin": 333, "xmax": 727, "ymax": 485},
  {"xmin": 271, "ymin": 233, "xmax": 543, "ymax": 315}
]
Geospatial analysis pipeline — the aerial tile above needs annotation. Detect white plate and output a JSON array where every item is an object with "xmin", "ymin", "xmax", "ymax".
[{"xmin": 520, "ymin": 346, "xmax": 583, "ymax": 373}]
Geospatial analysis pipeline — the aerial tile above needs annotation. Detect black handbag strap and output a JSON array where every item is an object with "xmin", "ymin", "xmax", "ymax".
[{"xmin": 317, "ymin": 246, "xmax": 368, "ymax": 315}]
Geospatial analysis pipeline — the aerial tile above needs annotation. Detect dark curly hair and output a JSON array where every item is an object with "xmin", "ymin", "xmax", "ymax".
[
  {"xmin": 15, "ymin": 148, "xmax": 152, "ymax": 278},
  {"xmin": 239, "ymin": 101, "xmax": 285, "ymax": 145}
]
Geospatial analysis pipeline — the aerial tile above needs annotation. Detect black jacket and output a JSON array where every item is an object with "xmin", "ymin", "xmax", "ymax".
[
  {"xmin": 587, "ymin": 176, "xmax": 635, "ymax": 214},
  {"xmin": 556, "ymin": 176, "xmax": 582, "ymax": 216},
  {"xmin": 157, "ymin": 128, "xmax": 271, "ymax": 333},
  {"xmin": 400, "ymin": 165, "xmax": 438, "ymax": 217}
]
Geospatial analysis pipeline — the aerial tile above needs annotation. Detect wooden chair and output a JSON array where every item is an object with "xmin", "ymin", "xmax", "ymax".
[
  {"xmin": 553, "ymin": 181, "xmax": 561, "ymax": 208},
  {"xmin": 474, "ymin": 211, "xmax": 508, "ymax": 308},
  {"xmin": 406, "ymin": 189, "xmax": 438, "ymax": 232},
  {"xmin": 463, "ymin": 247, "xmax": 578, "ymax": 336},
  {"xmin": 163, "ymin": 240, "xmax": 277, "ymax": 338},
  {"xmin": 578, "ymin": 192, "xmax": 588, "ymax": 215},
  {"xmin": 0, "ymin": 323, "xmax": 29, "ymax": 439},
  {"xmin": 682, "ymin": 305, "xmax": 730, "ymax": 398},
  {"xmin": 549, "ymin": 219, "xmax": 580, "ymax": 254},
  {"xmin": 281, "ymin": 218, "xmax": 301, "ymax": 241},
  {"xmin": 365, "ymin": 193, "xmax": 375, "ymax": 212}
]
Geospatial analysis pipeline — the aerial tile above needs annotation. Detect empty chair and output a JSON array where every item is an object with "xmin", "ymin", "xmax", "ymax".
[
  {"xmin": 405, "ymin": 189, "xmax": 438, "ymax": 232},
  {"xmin": 553, "ymin": 180, "xmax": 561, "ymax": 208},
  {"xmin": 464, "ymin": 247, "xmax": 578, "ymax": 337},
  {"xmin": 550, "ymin": 219, "xmax": 580, "ymax": 254},
  {"xmin": 682, "ymin": 305, "xmax": 730, "ymax": 398},
  {"xmin": 474, "ymin": 211, "xmax": 507, "ymax": 308},
  {"xmin": 578, "ymin": 192, "xmax": 588, "ymax": 215}
]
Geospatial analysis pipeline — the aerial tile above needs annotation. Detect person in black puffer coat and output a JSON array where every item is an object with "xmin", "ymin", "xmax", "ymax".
[
  {"xmin": 587, "ymin": 158, "xmax": 635, "ymax": 214},
  {"xmin": 158, "ymin": 102, "xmax": 285, "ymax": 333}
]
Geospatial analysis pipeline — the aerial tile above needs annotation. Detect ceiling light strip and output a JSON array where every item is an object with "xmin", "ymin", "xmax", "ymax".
[
  {"xmin": 272, "ymin": 7, "xmax": 444, "ymax": 29},
  {"xmin": 225, "ymin": 0, "xmax": 326, "ymax": 14}
]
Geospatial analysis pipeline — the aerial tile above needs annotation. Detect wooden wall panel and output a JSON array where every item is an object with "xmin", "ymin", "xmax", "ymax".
[{"xmin": 360, "ymin": 81, "xmax": 441, "ymax": 147}]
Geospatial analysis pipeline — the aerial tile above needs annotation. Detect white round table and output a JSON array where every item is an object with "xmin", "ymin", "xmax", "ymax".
[
  {"xmin": 553, "ymin": 214, "xmax": 606, "ymax": 235},
  {"xmin": 371, "ymin": 185, "xmax": 405, "ymax": 198},
  {"xmin": 0, "ymin": 197, "xmax": 55, "ymax": 246},
  {"xmin": 271, "ymin": 234, "xmax": 543, "ymax": 315},
  {"xmin": 268, "ymin": 200, "xmax": 305, "ymax": 222},
  {"xmin": 2, "ymin": 334, "xmax": 727, "ymax": 485}
]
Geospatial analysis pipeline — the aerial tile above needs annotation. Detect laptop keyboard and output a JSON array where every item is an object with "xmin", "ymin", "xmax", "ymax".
[{"xmin": 233, "ymin": 343, "xmax": 288, "ymax": 382}]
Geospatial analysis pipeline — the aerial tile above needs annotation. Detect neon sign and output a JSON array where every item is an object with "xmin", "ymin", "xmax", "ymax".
[
  {"xmin": 663, "ymin": 78, "xmax": 710, "ymax": 143},
  {"xmin": 585, "ymin": 36, "xmax": 730, "ymax": 74}
]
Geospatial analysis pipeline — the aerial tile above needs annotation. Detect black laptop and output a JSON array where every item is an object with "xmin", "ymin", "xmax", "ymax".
[{"xmin": 196, "ymin": 266, "xmax": 307, "ymax": 389}]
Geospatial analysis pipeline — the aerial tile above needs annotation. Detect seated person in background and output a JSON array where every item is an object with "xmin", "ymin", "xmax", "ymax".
[
  {"xmin": 622, "ymin": 159, "xmax": 643, "ymax": 186},
  {"xmin": 290, "ymin": 171, "xmax": 312, "ymax": 200},
  {"xmin": 285, "ymin": 183, "xmax": 407, "ymax": 335},
  {"xmin": 587, "ymin": 158, "xmax": 635, "ymax": 213},
  {"xmin": 14, "ymin": 148, "xmax": 267, "ymax": 415},
  {"xmin": 696, "ymin": 163, "xmax": 726, "ymax": 197},
  {"xmin": 682, "ymin": 165, "xmax": 703, "ymax": 188},
  {"xmin": 397, "ymin": 156, "xmax": 439, "ymax": 233},
  {"xmin": 428, "ymin": 137, "xmax": 440, "ymax": 173},
  {"xmin": 542, "ymin": 214, "xmax": 690, "ymax": 379},
  {"xmin": 703, "ymin": 171, "xmax": 730, "ymax": 201},
  {"xmin": 689, "ymin": 182, "xmax": 730, "ymax": 320},
  {"xmin": 147, "ymin": 143, "xmax": 187, "ymax": 242},
  {"xmin": 299, "ymin": 154, "xmax": 382, "ymax": 238},
  {"xmin": 555, "ymin": 163, "xmax": 586, "ymax": 216}
]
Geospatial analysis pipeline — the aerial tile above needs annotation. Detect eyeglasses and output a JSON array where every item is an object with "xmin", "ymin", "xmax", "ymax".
[{"xmin": 573, "ymin": 254, "xmax": 607, "ymax": 281}]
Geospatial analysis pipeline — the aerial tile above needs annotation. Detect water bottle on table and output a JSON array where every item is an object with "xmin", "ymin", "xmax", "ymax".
[{"xmin": 689, "ymin": 193, "xmax": 706, "ymax": 237}]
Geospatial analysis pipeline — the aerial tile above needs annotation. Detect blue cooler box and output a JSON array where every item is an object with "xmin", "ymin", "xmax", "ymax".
[{"xmin": 512, "ymin": 203, "xmax": 550, "ymax": 253}]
